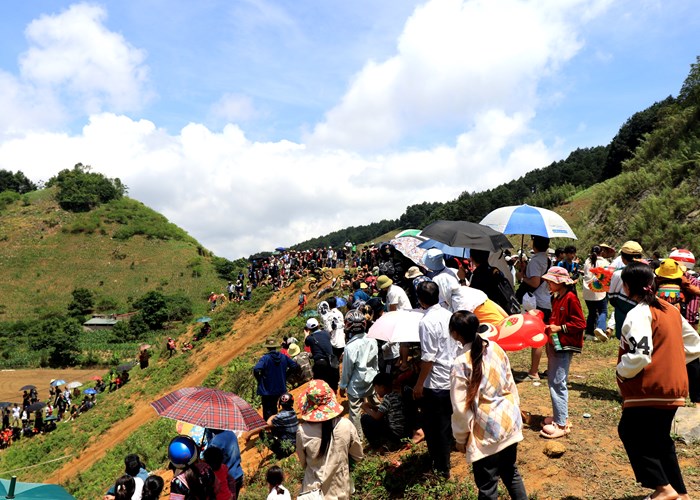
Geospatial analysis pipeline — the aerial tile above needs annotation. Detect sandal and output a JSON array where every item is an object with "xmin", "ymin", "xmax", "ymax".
[
  {"xmin": 540, "ymin": 423, "xmax": 570, "ymax": 439},
  {"xmin": 541, "ymin": 417, "xmax": 572, "ymax": 429}
]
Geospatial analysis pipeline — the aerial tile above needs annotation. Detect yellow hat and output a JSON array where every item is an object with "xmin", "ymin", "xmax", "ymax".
[
  {"xmin": 655, "ymin": 259, "xmax": 683, "ymax": 280},
  {"xmin": 620, "ymin": 241, "xmax": 643, "ymax": 255}
]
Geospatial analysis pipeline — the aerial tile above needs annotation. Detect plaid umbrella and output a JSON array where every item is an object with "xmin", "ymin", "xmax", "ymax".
[{"xmin": 150, "ymin": 387, "xmax": 266, "ymax": 432}]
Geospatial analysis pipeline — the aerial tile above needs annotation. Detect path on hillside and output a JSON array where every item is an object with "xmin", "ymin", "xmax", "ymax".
[{"xmin": 48, "ymin": 286, "xmax": 300, "ymax": 484}]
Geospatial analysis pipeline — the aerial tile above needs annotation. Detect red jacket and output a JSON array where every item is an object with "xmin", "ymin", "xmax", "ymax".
[{"xmin": 549, "ymin": 289, "xmax": 586, "ymax": 353}]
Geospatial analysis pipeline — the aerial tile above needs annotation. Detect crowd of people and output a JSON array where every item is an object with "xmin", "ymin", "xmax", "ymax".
[
  {"xmin": 238, "ymin": 240, "xmax": 699, "ymax": 500},
  {"xmin": 95, "ymin": 238, "xmax": 700, "ymax": 500}
]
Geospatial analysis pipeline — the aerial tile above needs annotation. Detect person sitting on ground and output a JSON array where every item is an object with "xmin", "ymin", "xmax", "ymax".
[
  {"xmin": 113, "ymin": 475, "xmax": 135, "ymax": 500},
  {"xmin": 141, "ymin": 475, "xmax": 165, "ymax": 500},
  {"xmin": 266, "ymin": 465, "xmax": 291, "ymax": 500},
  {"xmin": 104, "ymin": 454, "xmax": 149, "ymax": 500},
  {"xmin": 203, "ymin": 445, "xmax": 235, "ymax": 500},
  {"xmin": 194, "ymin": 322, "xmax": 211, "ymax": 342},
  {"xmin": 361, "ymin": 372, "xmax": 407, "ymax": 449},
  {"xmin": 246, "ymin": 393, "xmax": 299, "ymax": 459}
]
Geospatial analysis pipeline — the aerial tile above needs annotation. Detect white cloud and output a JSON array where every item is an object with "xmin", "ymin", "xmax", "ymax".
[
  {"xmin": 0, "ymin": 112, "xmax": 555, "ymax": 258},
  {"xmin": 210, "ymin": 93, "xmax": 258, "ymax": 123},
  {"xmin": 308, "ymin": 0, "xmax": 602, "ymax": 151},
  {"xmin": 0, "ymin": 3, "xmax": 150, "ymax": 138}
]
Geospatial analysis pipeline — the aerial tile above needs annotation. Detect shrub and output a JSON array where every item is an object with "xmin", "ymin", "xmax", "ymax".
[{"xmin": 49, "ymin": 163, "xmax": 126, "ymax": 212}]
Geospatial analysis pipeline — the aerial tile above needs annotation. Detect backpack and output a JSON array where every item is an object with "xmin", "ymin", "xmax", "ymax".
[
  {"xmin": 378, "ymin": 260, "xmax": 395, "ymax": 279},
  {"xmin": 288, "ymin": 352, "xmax": 313, "ymax": 387},
  {"xmin": 492, "ymin": 268, "xmax": 521, "ymax": 315}
]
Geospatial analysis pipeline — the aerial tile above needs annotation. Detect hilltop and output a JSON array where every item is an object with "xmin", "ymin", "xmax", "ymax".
[{"xmin": 0, "ymin": 188, "xmax": 226, "ymax": 321}]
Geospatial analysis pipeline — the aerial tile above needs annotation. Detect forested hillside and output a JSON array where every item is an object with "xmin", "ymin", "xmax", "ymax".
[{"xmin": 292, "ymin": 58, "xmax": 695, "ymax": 250}]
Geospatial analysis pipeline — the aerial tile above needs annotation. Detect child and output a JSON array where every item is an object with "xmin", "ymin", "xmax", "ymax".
[
  {"xmin": 540, "ymin": 266, "xmax": 586, "ymax": 439},
  {"xmin": 203, "ymin": 445, "xmax": 235, "ymax": 500},
  {"xmin": 266, "ymin": 465, "xmax": 291, "ymax": 500},
  {"xmin": 360, "ymin": 372, "xmax": 406, "ymax": 449},
  {"xmin": 449, "ymin": 310, "xmax": 527, "ymax": 500}
]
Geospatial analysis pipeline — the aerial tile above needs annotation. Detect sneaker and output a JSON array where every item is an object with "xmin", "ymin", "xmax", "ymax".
[{"xmin": 594, "ymin": 328, "xmax": 609, "ymax": 342}]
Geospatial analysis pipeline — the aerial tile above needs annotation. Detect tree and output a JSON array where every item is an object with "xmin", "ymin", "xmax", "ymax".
[
  {"xmin": 0, "ymin": 170, "xmax": 37, "ymax": 194},
  {"xmin": 68, "ymin": 288, "xmax": 94, "ymax": 318},
  {"xmin": 47, "ymin": 163, "xmax": 126, "ymax": 212},
  {"xmin": 133, "ymin": 291, "xmax": 168, "ymax": 330},
  {"xmin": 678, "ymin": 55, "xmax": 700, "ymax": 106},
  {"xmin": 165, "ymin": 293, "xmax": 194, "ymax": 321}
]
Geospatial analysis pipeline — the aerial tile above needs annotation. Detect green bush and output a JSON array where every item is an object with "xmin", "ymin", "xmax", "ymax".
[{"xmin": 49, "ymin": 163, "xmax": 125, "ymax": 212}]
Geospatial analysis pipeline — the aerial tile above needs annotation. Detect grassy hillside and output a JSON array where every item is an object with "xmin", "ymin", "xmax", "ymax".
[{"xmin": 0, "ymin": 188, "xmax": 224, "ymax": 321}]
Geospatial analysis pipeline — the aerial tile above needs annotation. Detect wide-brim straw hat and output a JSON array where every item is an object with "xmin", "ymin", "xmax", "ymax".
[{"xmin": 405, "ymin": 266, "xmax": 423, "ymax": 279}]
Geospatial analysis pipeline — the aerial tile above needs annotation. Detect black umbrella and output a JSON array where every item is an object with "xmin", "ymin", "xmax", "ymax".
[
  {"xmin": 19, "ymin": 385, "xmax": 36, "ymax": 391},
  {"xmin": 116, "ymin": 362, "xmax": 136, "ymax": 372},
  {"xmin": 26, "ymin": 401, "xmax": 46, "ymax": 412},
  {"xmin": 44, "ymin": 415, "xmax": 59, "ymax": 422},
  {"xmin": 420, "ymin": 220, "xmax": 513, "ymax": 252}
]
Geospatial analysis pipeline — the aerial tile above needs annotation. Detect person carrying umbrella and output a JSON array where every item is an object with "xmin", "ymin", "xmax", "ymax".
[{"xmin": 515, "ymin": 236, "xmax": 552, "ymax": 382}]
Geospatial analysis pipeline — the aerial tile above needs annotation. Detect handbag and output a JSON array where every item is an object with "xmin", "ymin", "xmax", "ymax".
[{"xmin": 297, "ymin": 425, "xmax": 335, "ymax": 500}]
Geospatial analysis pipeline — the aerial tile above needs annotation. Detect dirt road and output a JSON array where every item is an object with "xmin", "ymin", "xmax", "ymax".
[
  {"xmin": 0, "ymin": 368, "xmax": 106, "ymax": 403},
  {"xmin": 47, "ymin": 287, "xmax": 299, "ymax": 484}
]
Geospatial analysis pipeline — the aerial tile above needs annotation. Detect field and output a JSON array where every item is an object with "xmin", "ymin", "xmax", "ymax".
[{"xmin": 0, "ymin": 368, "xmax": 107, "ymax": 403}]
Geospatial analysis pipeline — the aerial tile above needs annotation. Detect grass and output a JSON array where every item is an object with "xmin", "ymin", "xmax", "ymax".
[{"xmin": 0, "ymin": 190, "xmax": 225, "ymax": 321}]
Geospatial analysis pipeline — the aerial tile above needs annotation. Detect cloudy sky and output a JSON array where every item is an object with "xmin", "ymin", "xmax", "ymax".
[{"xmin": 0, "ymin": 1, "xmax": 697, "ymax": 259}]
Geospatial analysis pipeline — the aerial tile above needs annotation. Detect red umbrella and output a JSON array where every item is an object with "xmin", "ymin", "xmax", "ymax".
[
  {"xmin": 150, "ymin": 387, "xmax": 266, "ymax": 432},
  {"xmin": 90, "ymin": 376, "xmax": 103, "ymax": 381}
]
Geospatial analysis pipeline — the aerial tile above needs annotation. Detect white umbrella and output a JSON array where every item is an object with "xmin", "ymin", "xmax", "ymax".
[
  {"xmin": 480, "ymin": 204, "xmax": 577, "ymax": 239},
  {"xmin": 367, "ymin": 309, "xmax": 426, "ymax": 343},
  {"xmin": 65, "ymin": 381, "xmax": 82, "ymax": 389}
]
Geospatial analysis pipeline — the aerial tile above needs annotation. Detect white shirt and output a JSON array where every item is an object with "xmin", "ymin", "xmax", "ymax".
[
  {"xmin": 419, "ymin": 304, "xmax": 459, "ymax": 390},
  {"xmin": 429, "ymin": 269, "xmax": 461, "ymax": 311},
  {"xmin": 582, "ymin": 257, "xmax": 609, "ymax": 302},
  {"xmin": 326, "ymin": 308, "xmax": 345, "ymax": 348},
  {"xmin": 526, "ymin": 252, "xmax": 551, "ymax": 310},
  {"xmin": 267, "ymin": 485, "xmax": 292, "ymax": 500},
  {"xmin": 386, "ymin": 284, "xmax": 411, "ymax": 310}
]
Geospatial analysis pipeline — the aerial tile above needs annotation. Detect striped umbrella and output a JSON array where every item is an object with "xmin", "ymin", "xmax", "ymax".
[
  {"xmin": 480, "ymin": 204, "xmax": 577, "ymax": 239},
  {"xmin": 669, "ymin": 248, "xmax": 695, "ymax": 269},
  {"xmin": 151, "ymin": 387, "xmax": 266, "ymax": 432}
]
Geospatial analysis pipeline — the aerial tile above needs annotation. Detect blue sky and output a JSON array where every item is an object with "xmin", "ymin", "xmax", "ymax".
[{"xmin": 0, "ymin": 0, "xmax": 697, "ymax": 258}]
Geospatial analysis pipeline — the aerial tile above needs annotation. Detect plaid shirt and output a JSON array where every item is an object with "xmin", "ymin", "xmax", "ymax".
[{"xmin": 271, "ymin": 409, "xmax": 299, "ymax": 442}]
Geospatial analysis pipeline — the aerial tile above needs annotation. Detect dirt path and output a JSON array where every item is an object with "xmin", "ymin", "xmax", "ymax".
[{"xmin": 47, "ymin": 287, "xmax": 300, "ymax": 484}]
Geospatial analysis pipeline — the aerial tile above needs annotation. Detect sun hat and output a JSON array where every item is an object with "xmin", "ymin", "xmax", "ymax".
[
  {"xmin": 405, "ymin": 266, "xmax": 423, "ymax": 279},
  {"xmin": 542, "ymin": 266, "xmax": 574, "ymax": 285},
  {"xmin": 655, "ymin": 259, "xmax": 684, "ymax": 280},
  {"xmin": 287, "ymin": 343, "xmax": 301, "ymax": 357},
  {"xmin": 599, "ymin": 243, "xmax": 615, "ymax": 252},
  {"xmin": 422, "ymin": 248, "xmax": 446, "ymax": 271},
  {"xmin": 305, "ymin": 318, "xmax": 319, "ymax": 330},
  {"xmin": 298, "ymin": 380, "xmax": 342, "ymax": 422},
  {"xmin": 620, "ymin": 241, "xmax": 643, "ymax": 255},
  {"xmin": 264, "ymin": 338, "xmax": 278, "ymax": 349},
  {"xmin": 376, "ymin": 275, "xmax": 393, "ymax": 290},
  {"xmin": 359, "ymin": 282, "xmax": 368, "ymax": 289}
]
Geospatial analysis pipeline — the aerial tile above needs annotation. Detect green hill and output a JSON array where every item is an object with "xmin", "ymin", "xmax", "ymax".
[{"xmin": 0, "ymin": 188, "xmax": 223, "ymax": 321}]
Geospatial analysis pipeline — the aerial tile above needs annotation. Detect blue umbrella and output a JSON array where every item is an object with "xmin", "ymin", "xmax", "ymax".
[
  {"xmin": 275, "ymin": 247, "xmax": 287, "ymax": 252},
  {"xmin": 196, "ymin": 317, "xmax": 211, "ymax": 323},
  {"xmin": 50, "ymin": 379, "xmax": 66, "ymax": 387},
  {"xmin": 479, "ymin": 204, "xmax": 577, "ymax": 239},
  {"xmin": 418, "ymin": 239, "xmax": 470, "ymax": 258},
  {"xmin": 335, "ymin": 297, "xmax": 347, "ymax": 308},
  {"xmin": 83, "ymin": 388, "xmax": 97, "ymax": 395}
]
